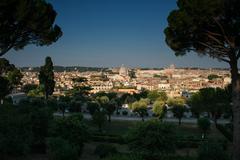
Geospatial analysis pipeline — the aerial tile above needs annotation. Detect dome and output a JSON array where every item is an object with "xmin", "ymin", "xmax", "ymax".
[{"xmin": 119, "ymin": 64, "xmax": 128, "ymax": 76}]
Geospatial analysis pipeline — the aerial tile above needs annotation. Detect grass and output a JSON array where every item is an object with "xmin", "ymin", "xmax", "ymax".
[
  {"xmin": 84, "ymin": 118, "xmax": 226, "ymax": 140},
  {"xmin": 83, "ymin": 119, "xmax": 138, "ymax": 135}
]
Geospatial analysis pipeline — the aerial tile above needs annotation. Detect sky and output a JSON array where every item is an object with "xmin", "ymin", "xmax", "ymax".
[{"xmin": 4, "ymin": 0, "xmax": 229, "ymax": 68}]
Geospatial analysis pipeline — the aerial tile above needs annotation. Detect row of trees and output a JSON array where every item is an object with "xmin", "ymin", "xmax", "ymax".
[{"xmin": 188, "ymin": 87, "xmax": 231, "ymax": 124}]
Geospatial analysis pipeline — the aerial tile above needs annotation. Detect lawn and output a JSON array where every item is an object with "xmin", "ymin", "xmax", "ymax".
[{"xmin": 84, "ymin": 118, "xmax": 226, "ymax": 140}]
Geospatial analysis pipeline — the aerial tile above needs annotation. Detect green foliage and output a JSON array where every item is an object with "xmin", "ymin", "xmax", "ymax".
[
  {"xmin": 87, "ymin": 101, "xmax": 100, "ymax": 115},
  {"xmin": 165, "ymin": 4, "xmax": 240, "ymax": 158},
  {"xmin": 67, "ymin": 85, "xmax": 92, "ymax": 101},
  {"xmin": 197, "ymin": 118, "xmax": 211, "ymax": 139},
  {"xmin": 105, "ymin": 99, "xmax": 117, "ymax": 122},
  {"xmin": 6, "ymin": 68, "xmax": 23, "ymax": 86},
  {"xmin": 70, "ymin": 100, "xmax": 82, "ymax": 112},
  {"xmin": 122, "ymin": 110, "xmax": 128, "ymax": 116},
  {"xmin": 198, "ymin": 142, "xmax": 229, "ymax": 160},
  {"xmin": 127, "ymin": 120, "xmax": 176, "ymax": 159},
  {"xmin": 188, "ymin": 87, "xmax": 230, "ymax": 121},
  {"xmin": 46, "ymin": 98, "xmax": 59, "ymax": 111},
  {"xmin": 22, "ymin": 84, "xmax": 38, "ymax": 94},
  {"xmin": 91, "ymin": 134, "xmax": 124, "ymax": 144},
  {"xmin": 0, "ymin": 58, "xmax": 15, "ymax": 74},
  {"xmin": 0, "ymin": 76, "xmax": 11, "ymax": 100},
  {"xmin": 147, "ymin": 90, "xmax": 168, "ymax": 103},
  {"xmin": 94, "ymin": 144, "xmax": 118, "ymax": 158},
  {"xmin": 216, "ymin": 124, "xmax": 233, "ymax": 142},
  {"xmin": 168, "ymin": 97, "xmax": 186, "ymax": 125},
  {"xmin": 97, "ymin": 96, "xmax": 110, "ymax": 105},
  {"xmin": 72, "ymin": 77, "xmax": 88, "ymax": 83},
  {"xmin": 92, "ymin": 110, "xmax": 107, "ymax": 132},
  {"xmin": 172, "ymin": 104, "xmax": 186, "ymax": 125},
  {"xmin": 50, "ymin": 114, "xmax": 88, "ymax": 154},
  {"xmin": 0, "ymin": 104, "xmax": 32, "ymax": 156},
  {"xmin": 157, "ymin": 92, "xmax": 168, "ymax": 102},
  {"xmin": 131, "ymin": 99, "xmax": 148, "ymax": 121},
  {"xmin": 167, "ymin": 97, "xmax": 186, "ymax": 107},
  {"xmin": 165, "ymin": 0, "xmax": 229, "ymax": 58},
  {"xmin": 152, "ymin": 100, "xmax": 166, "ymax": 120},
  {"xmin": 0, "ymin": 58, "xmax": 22, "ymax": 100},
  {"xmin": 57, "ymin": 95, "xmax": 71, "ymax": 116},
  {"xmin": 124, "ymin": 95, "xmax": 137, "ymax": 104},
  {"xmin": 208, "ymin": 74, "xmax": 220, "ymax": 80},
  {"xmin": 39, "ymin": 56, "xmax": 55, "ymax": 99},
  {"xmin": 27, "ymin": 85, "xmax": 45, "ymax": 97},
  {"xmin": 197, "ymin": 118, "xmax": 211, "ymax": 136},
  {"xmin": 187, "ymin": 92, "xmax": 202, "ymax": 117},
  {"xmin": 0, "ymin": 0, "xmax": 62, "ymax": 56},
  {"xmin": 17, "ymin": 100, "xmax": 54, "ymax": 150},
  {"xmin": 47, "ymin": 137, "xmax": 78, "ymax": 160},
  {"xmin": 103, "ymin": 154, "xmax": 143, "ymax": 160},
  {"xmin": 28, "ymin": 107, "xmax": 53, "ymax": 148},
  {"xmin": 147, "ymin": 90, "xmax": 160, "ymax": 102}
]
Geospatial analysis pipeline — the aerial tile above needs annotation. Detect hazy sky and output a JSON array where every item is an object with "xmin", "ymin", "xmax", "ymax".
[{"xmin": 4, "ymin": 0, "xmax": 229, "ymax": 68}]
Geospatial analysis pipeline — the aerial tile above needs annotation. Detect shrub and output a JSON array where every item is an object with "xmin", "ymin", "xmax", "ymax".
[
  {"xmin": 50, "ymin": 113, "xmax": 89, "ymax": 154},
  {"xmin": 197, "ymin": 118, "xmax": 211, "ymax": 139},
  {"xmin": 18, "ymin": 102, "xmax": 54, "ymax": 152},
  {"xmin": 94, "ymin": 144, "xmax": 118, "ymax": 158},
  {"xmin": 0, "ymin": 105, "xmax": 32, "ymax": 156},
  {"xmin": 87, "ymin": 101, "xmax": 99, "ymax": 115},
  {"xmin": 197, "ymin": 142, "xmax": 229, "ymax": 160},
  {"xmin": 216, "ymin": 124, "xmax": 233, "ymax": 142},
  {"xmin": 47, "ymin": 137, "xmax": 78, "ymax": 160},
  {"xmin": 122, "ymin": 110, "xmax": 128, "ymax": 116},
  {"xmin": 103, "ymin": 154, "xmax": 143, "ymax": 160},
  {"xmin": 103, "ymin": 154, "xmax": 195, "ymax": 160},
  {"xmin": 127, "ymin": 120, "xmax": 176, "ymax": 159},
  {"xmin": 91, "ymin": 135, "xmax": 124, "ymax": 144},
  {"xmin": 92, "ymin": 110, "xmax": 107, "ymax": 132}
]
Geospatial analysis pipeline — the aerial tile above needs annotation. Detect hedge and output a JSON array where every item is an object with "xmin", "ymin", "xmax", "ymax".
[{"xmin": 216, "ymin": 124, "xmax": 233, "ymax": 142}]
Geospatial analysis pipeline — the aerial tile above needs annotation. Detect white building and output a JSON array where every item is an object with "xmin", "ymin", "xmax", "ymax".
[{"xmin": 7, "ymin": 92, "xmax": 27, "ymax": 105}]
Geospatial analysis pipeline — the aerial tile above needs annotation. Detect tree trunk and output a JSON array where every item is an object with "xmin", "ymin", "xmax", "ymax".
[
  {"xmin": 159, "ymin": 117, "xmax": 163, "ymax": 122},
  {"xmin": 141, "ymin": 116, "xmax": 144, "ymax": 122},
  {"xmin": 116, "ymin": 106, "xmax": 119, "ymax": 115},
  {"xmin": 178, "ymin": 118, "xmax": 181, "ymax": 125},
  {"xmin": 45, "ymin": 92, "xmax": 48, "ymax": 100},
  {"xmin": 108, "ymin": 114, "xmax": 111, "ymax": 122},
  {"xmin": 230, "ymin": 57, "xmax": 240, "ymax": 160},
  {"xmin": 203, "ymin": 131, "xmax": 206, "ymax": 139}
]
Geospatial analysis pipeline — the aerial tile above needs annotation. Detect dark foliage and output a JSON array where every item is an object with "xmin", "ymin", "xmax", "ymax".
[{"xmin": 0, "ymin": 0, "xmax": 62, "ymax": 56}]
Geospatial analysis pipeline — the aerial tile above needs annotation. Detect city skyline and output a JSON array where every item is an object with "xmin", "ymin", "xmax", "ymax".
[{"xmin": 3, "ymin": 0, "xmax": 229, "ymax": 68}]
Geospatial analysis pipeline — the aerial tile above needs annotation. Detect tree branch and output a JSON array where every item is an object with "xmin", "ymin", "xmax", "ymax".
[
  {"xmin": 213, "ymin": 17, "xmax": 235, "ymax": 48},
  {"xmin": 198, "ymin": 41, "xmax": 230, "ymax": 63},
  {"xmin": 198, "ymin": 41, "xmax": 228, "ymax": 55},
  {"xmin": 205, "ymin": 31, "xmax": 224, "ymax": 46},
  {"xmin": 0, "ymin": 45, "xmax": 14, "ymax": 57}
]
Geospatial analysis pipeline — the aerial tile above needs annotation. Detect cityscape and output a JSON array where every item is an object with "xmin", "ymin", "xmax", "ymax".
[
  {"xmin": 0, "ymin": 0, "xmax": 240, "ymax": 160},
  {"xmin": 20, "ymin": 64, "xmax": 231, "ymax": 97}
]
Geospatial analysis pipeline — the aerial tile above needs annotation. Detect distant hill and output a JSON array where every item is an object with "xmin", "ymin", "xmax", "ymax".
[{"xmin": 20, "ymin": 66, "xmax": 108, "ymax": 72}]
